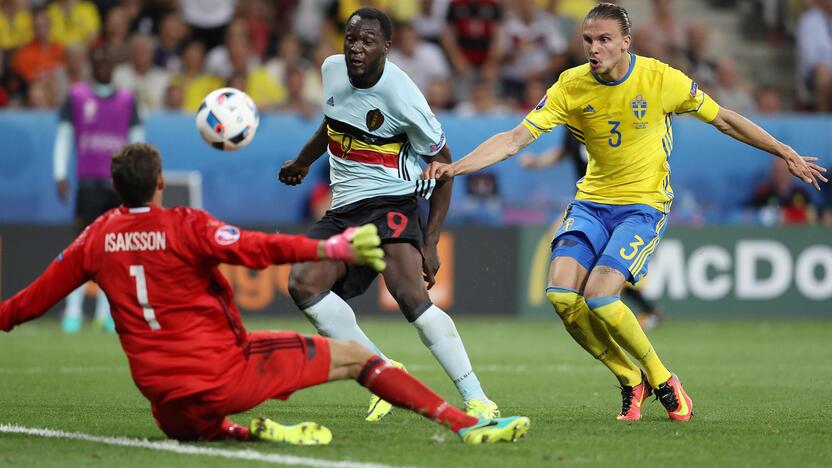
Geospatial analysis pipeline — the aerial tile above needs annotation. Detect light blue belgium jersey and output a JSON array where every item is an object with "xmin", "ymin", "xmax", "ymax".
[{"xmin": 321, "ymin": 54, "xmax": 446, "ymax": 209}]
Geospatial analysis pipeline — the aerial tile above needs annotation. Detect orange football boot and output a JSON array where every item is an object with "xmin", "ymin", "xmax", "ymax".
[
  {"xmin": 654, "ymin": 373, "xmax": 694, "ymax": 422},
  {"xmin": 617, "ymin": 371, "xmax": 652, "ymax": 421}
]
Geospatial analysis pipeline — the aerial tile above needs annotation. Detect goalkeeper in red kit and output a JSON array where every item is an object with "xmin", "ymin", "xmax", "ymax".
[{"xmin": 0, "ymin": 143, "xmax": 529, "ymax": 445}]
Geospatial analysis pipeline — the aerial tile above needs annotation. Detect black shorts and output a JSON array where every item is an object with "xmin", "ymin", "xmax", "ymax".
[
  {"xmin": 75, "ymin": 180, "xmax": 121, "ymax": 233},
  {"xmin": 306, "ymin": 195, "xmax": 425, "ymax": 299}
]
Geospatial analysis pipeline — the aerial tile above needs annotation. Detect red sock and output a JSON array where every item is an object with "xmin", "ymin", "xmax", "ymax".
[
  {"xmin": 217, "ymin": 419, "xmax": 250, "ymax": 441},
  {"xmin": 358, "ymin": 356, "xmax": 479, "ymax": 432}
]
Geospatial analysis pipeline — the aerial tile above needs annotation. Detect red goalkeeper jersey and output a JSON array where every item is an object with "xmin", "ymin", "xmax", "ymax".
[{"xmin": 0, "ymin": 205, "xmax": 321, "ymax": 404}]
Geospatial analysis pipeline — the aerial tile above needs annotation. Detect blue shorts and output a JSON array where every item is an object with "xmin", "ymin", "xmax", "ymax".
[{"xmin": 550, "ymin": 200, "xmax": 668, "ymax": 284}]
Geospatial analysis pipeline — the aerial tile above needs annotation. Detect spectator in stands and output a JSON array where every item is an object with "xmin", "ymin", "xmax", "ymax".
[
  {"xmin": 0, "ymin": 0, "xmax": 33, "ymax": 51},
  {"xmin": 290, "ymin": 0, "xmax": 324, "ymax": 50},
  {"xmin": 650, "ymin": 0, "xmax": 685, "ymax": 55},
  {"xmin": 683, "ymin": 21, "xmax": 717, "ymax": 89},
  {"xmin": 0, "ymin": 48, "xmax": 27, "ymax": 106},
  {"xmin": 0, "ymin": 51, "xmax": 10, "ymax": 106},
  {"xmin": 92, "ymin": 5, "xmax": 131, "ymax": 64},
  {"xmin": 712, "ymin": 57, "xmax": 755, "ymax": 115},
  {"xmin": 11, "ymin": 8, "xmax": 64, "ymax": 83},
  {"xmin": 412, "ymin": 0, "xmax": 451, "ymax": 44},
  {"xmin": 500, "ymin": 0, "xmax": 567, "ymax": 102},
  {"xmin": 56, "ymin": 42, "xmax": 89, "ymax": 99},
  {"xmin": 124, "ymin": 0, "xmax": 173, "ymax": 36},
  {"xmin": 241, "ymin": 0, "xmax": 273, "ymax": 60},
  {"xmin": 225, "ymin": 34, "xmax": 285, "ymax": 111},
  {"xmin": 518, "ymin": 77, "xmax": 547, "ymax": 112},
  {"xmin": 543, "ymin": 0, "xmax": 597, "ymax": 26},
  {"xmin": 154, "ymin": 11, "xmax": 188, "ymax": 72},
  {"xmin": 388, "ymin": 21, "xmax": 450, "ymax": 94},
  {"xmin": 426, "ymin": 77, "xmax": 455, "ymax": 112},
  {"xmin": 162, "ymin": 80, "xmax": 183, "ymax": 110},
  {"xmin": 180, "ymin": 0, "xmax": 235, "ymax": 50},
  {"xmin": 441, "ymin": 0, "xmax": 503, "ymax": 99},
  {"xmin": 796, "ymin": 0, "xmax": 832, "ymax": 111},
  {"xmin": 27, "ymin": 74, "xmax": 59, "ymax": 107},
  {"xmin": 631, "ymin": 26, "xmax": 671, "ymax": 65},
  {"xmin": 453, "ymin": 77, "xmax": 512, "ymax": 117},
  {"xmin": 457, "ymin": 171, "xmax": 502, "ymax": 225},
  {"xmin": 46, "ymin": 0, "xmax": 100, "ymax": 47},
  {"xmin": 278, "ymin": 66, "xmax": 319, "ymax": 119},
  {"xmin": 113, "ymin": 34, "xmax": 171, "ymax": 115},
  {"xmin": 749, "ymin": 157, "xmax": 818, "ymax": 225},
  {"xmin": 754, "ymin": 85, "xmax": 783, "ymax": 113},
  {"xmin": 264, "ymin": 33, "xmax": 318, "ymax": 103},
  {"xmin": 205, "ymin": 18, "xmax": 256, "ymax": 80},
  {"xmin": 169, "ymin": 39, "xmax": 222, "ymax": 112}
]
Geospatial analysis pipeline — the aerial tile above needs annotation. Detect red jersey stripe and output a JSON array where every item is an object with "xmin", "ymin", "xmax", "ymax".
[{"xmin": 328, "ymin": 140, "xmax": 399, "ymax": 169}]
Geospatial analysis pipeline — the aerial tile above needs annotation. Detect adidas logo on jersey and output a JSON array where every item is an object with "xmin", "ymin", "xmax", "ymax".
[
  {"xmin": 326, "ymin": 97, "xmax": 335, "ymax": 106},
  {"xmin": 582, "ymin": 104, "xmax": 596, "ymax": 113}
]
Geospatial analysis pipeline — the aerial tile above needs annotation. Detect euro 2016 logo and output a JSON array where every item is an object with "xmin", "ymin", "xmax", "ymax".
[{"xmin": 632, "ymin": 95, "xmax": 647, "ymax": 120}]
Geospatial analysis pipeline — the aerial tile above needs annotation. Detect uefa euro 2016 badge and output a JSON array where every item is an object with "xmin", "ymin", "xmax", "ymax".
[
  {"xmin": 214, "ymin": 225, "xmax": 241, "ymax": 246},
  {"xmin": 632, "ymin": 95, "xmax": 648, "ymax": 129},
  {"xmin": 535, "ymin": 94, "xmax": 548, "ymax": 111}
]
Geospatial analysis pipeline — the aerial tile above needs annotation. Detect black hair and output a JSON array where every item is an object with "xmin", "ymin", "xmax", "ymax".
[
  {"xmin": 346, "ymin": 7, "xmax": 393, "ymax": 42},
  {"xmin": 585, "ymin": 2, "xmax": 632, "ymax": 36},
  {"xmin": 111, "ymin": 143, "xmax": 162, "ymax": 207}
]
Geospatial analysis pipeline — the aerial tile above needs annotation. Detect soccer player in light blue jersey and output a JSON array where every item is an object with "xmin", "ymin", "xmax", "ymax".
[
  {"xmin": 423, "ymin": 3, "xmax": 827, "ymax": 422},
  {"xmin": 278, "ymin": 8, "xmax": 499, "ymax": 421}
]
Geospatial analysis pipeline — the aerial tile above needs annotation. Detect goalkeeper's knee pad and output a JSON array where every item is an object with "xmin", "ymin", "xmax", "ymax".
[{"xmin": 546, "ymin": 287, "xmax": 584, "ymax": 325}]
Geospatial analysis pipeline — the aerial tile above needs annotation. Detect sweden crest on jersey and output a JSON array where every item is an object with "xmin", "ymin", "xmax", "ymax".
[{"xmin": 632, "ymin": 95, "xmax": 647, "ymax": 120}]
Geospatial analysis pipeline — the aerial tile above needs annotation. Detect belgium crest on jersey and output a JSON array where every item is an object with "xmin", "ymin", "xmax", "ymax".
[
  {"xmin": 366, "ymin": 109, "xmax": 384, "ymax": 131},
  {"xmin": 632, "ymin": 95, "xmax": 648, "ymax": 120}
]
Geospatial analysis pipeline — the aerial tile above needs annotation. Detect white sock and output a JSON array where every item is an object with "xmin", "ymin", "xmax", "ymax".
[
  {"xmin": 93, "ymin": 288, "xmax": 111, "ymax": 322},
  {"xmin": 63, "ymin": 285, "xmax": 85, "ymax": 320},
  {"xmin": 302, "ymin": 291, "xmax": 388, "ymax": 360},
  {"xmin": 413, "ymin": 305, "xmax": 488, "ymax": 402}
]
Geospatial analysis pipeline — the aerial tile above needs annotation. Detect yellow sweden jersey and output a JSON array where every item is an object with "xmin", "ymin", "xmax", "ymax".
[{"xmin": 523, "ymin": 54, "xmax": 720, "ymax": 212}]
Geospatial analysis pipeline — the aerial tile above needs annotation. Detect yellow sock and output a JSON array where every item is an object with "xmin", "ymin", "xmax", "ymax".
[
  {"xmin": 587, "ymin": 295, "xmax": 672, "ymax": 387},
  {"xmin": 547, "ymin": 288, "xmax": 641, "ymax": 386}
]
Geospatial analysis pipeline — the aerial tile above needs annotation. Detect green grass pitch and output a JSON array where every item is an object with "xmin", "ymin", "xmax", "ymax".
[{"xmin": 1, "ymin": 317, "xmax": 830, "ymax": 467}]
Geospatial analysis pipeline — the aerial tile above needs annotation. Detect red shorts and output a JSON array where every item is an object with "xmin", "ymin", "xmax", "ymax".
[{"xmin": 151, "ymin": 331, "xmax": 330, "ymax": 441}]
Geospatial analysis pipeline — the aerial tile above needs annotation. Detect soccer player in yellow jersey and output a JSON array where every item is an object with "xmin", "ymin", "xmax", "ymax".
[{"xmin": 422, "ymin": 3, "xmax": 827, "ymax": 422}]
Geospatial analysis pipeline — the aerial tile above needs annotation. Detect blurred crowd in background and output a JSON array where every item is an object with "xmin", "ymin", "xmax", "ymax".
[
  {"xmin": 0, "ymin": 0, "xmax": 830, "ymax": 225},
  {"xmin": 3, "ymin": 0, "xmax": 832, "ymax": 115}
]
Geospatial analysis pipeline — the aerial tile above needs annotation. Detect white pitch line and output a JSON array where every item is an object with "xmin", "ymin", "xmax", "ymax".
[{"xmin": 0, "ymin": 424, "xmax": 405, "ymax": 468}]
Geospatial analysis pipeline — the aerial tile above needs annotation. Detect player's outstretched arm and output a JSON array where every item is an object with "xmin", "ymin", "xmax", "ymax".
[
  {"xmin": 191, "ymin": 214, "xmax": 385, "ymax": 272},
  {"xmin": 0, "ymin": 247, "xmax": 88, "ymax": 332},
  {"xmin": 421, "ymin": 124, "xmax": 535, "ymax": 180},
  {"xmin": 278, "ymin": 118, "xmax": 328, "ymax": 186},
  {"xmin": 710, "ymin": 107, "xmax": 828, "ymax": 190}
]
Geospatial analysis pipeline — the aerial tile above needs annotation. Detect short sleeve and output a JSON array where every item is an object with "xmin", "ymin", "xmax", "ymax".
[
  {"xmin": 403, "ymin": 90, "xmax": 446, "ymax": 156},
  {"xmin": 661, "ymin": 65, "xmax": 720, "ymax": 122},
  {"xmin": 522, "ymin": 79, "xmax": 569, "ymax": 140}
]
